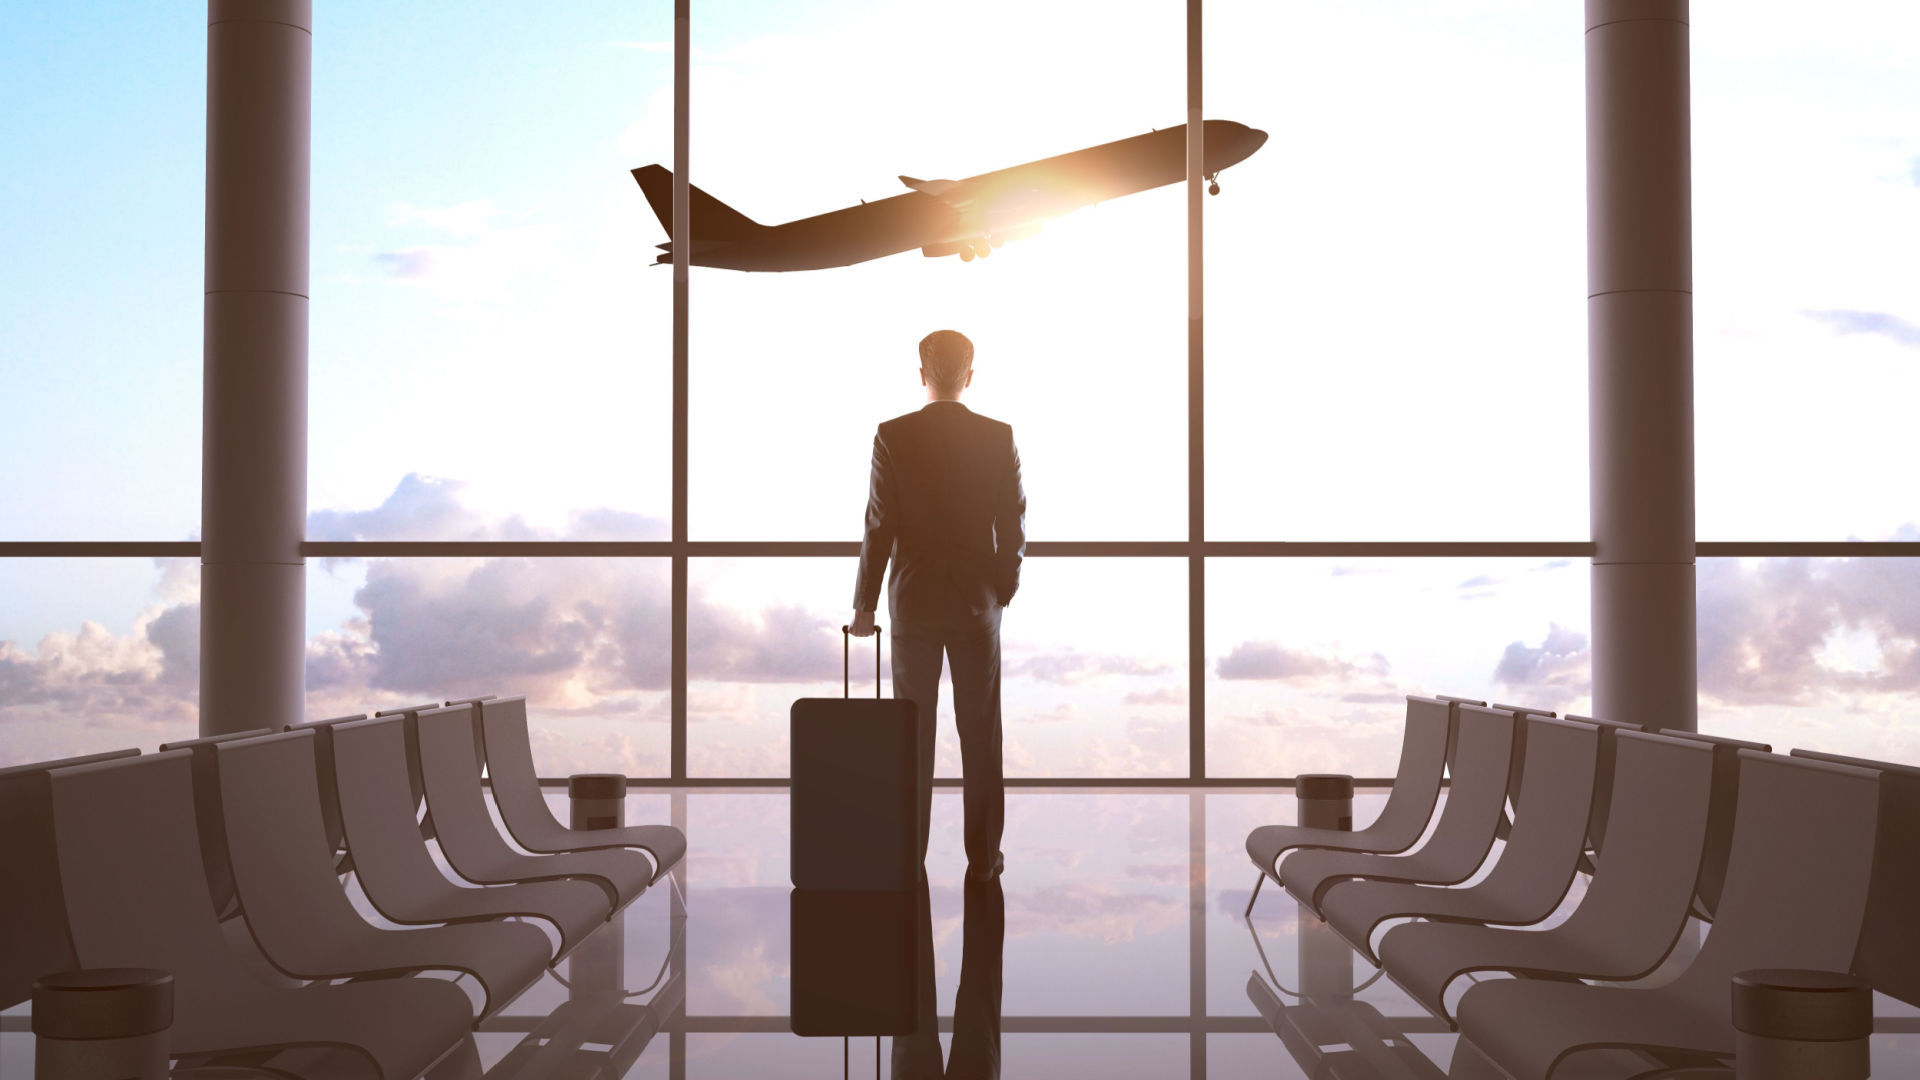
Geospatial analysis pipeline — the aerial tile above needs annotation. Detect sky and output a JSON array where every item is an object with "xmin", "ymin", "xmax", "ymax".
[{"xmin": 3, "ymin": 1, "xmax": 1919, "ymax": 774}]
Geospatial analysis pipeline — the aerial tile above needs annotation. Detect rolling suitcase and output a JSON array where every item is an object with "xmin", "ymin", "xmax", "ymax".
[{"xmin": 790, "ymin": 626, "xmax": 922, "ymax": 891}]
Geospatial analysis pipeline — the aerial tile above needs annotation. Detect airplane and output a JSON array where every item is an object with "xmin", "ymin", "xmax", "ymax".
[{"xmin": 630, "ymin": 119, "xmax": 1267, "ymax": 272}]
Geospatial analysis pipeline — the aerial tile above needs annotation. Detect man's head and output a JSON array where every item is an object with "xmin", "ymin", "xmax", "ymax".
[{"xmin": 919, "ymin": 329, "xmax": 974, "ymax": 400}]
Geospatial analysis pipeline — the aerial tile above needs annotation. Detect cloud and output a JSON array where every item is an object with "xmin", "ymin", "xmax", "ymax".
[
  {"xmin": 1123, "ymin": 686, "xmax": 1185, "ymax": 707},
  {"xmin": 1217, "ymin": 642, "xmax": 1385, "ymax": 682},
  {"xmin": 1803, "ymin": 309, "xmax": 1920, "ymax": 350},
  {"xmin": 1012, "ymin": 649, "xmax": 1169, "ymax": 685},
  {"xmin": 307, "ymin": 473, "xmax": 667, "ymax": 546},
  {"xmin": 373, "ymin": 250, "xmax": 434, "ymax": 279},
  {"xmin": 0, "ymin": 558, "xmax": 202, "ymax": 762},
  {"xmin": 1697, "ymin": 555, "xmax": 1920, "ymax": 706},
  {"xmin": 1491, "ymin": 623, "xmax": 1591, "ymax": 705}
]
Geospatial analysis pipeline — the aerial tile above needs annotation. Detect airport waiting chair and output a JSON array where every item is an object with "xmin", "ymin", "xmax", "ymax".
[
  {"xmin": 329, "ymin": 715, "xmax": 613, "ymax": 958},
  {"xmin": 44, "ymin": 751, "xmax": 481, "ymax": 1080},
  {"xmin": 1653, "ymin": 729, "xmax": 1770, "ymax": 921},
  {"xmin": 478, "ymin": 696, "xmax": 687, "ymax": 884},
  {"xmin": 415, "ymin": 704, "xmax": 652, "ymax": 913},
  {"xmin": 1318, "ymin": 716, "xmax": 1601, "ymax": 964},
  {"xmin": 1452, "ymin": 751, "xmax": 1881, "ymax": 1080},
  {"xmin": 1789, "ymin": 748, "xmax": 1920, "ymax": 1009},
  {"xmin": 1282, "ymin": 704, "xmax": 1518, "ymax": 915},
  {"xmin": 157, "ymin": 729, "xmax": 274, "ymax": 919},
  {"xmin": 1376, "ymin": 730, "xmax": 1714, "ymax": 1025},
  {"xmin": 0, "ymin": 749, "xmax": 140, "ymax": 1011},
  {"xmin": 1245, "ymin": 696, "xmax": 1456, "ymax": 913},
  {"xmin": 214, "ymin": 730, "xmax": 552, "ymax": 1020}
]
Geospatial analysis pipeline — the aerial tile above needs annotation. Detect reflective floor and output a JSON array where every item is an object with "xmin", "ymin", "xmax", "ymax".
[{"xmin": 5, "ymin": 789, "xmax": 1918, "ymax": 1078}]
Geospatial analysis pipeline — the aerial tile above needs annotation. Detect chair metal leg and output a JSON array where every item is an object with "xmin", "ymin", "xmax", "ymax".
[{"xmin": 1244, "ymin": 871, "xmax": 1266, "ymax": 918}]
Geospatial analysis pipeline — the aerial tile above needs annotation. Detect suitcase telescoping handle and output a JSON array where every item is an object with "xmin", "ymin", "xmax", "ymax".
[{"xmin": 840, "ymin": 624, "xmax": 882, "ymax": 699}]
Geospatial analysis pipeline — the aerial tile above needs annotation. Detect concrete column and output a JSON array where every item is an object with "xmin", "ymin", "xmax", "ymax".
[
  {"xmin": 1586, "ymin": 0, "xmax": 1696, "ymax": 732},
  {"xmin": 201, "ymin": 0, "xmax": 310, "ymax": 735}
]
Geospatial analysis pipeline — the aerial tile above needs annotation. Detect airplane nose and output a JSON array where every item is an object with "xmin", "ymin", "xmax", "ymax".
[{"xmin": 1245, "ymin": 127, "xmax": 1269, "ymax": 153}]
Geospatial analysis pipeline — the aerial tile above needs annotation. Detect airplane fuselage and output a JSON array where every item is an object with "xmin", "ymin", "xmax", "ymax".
[{"xmin": 642, "ymin": 120, "xmax": 1267, "ymax": 272}]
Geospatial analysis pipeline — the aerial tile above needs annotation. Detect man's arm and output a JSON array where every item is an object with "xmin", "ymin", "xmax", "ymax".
[
  {"xmin": 994, "ymin": 426, "xmax": 1027, "ymax": 606},
  {"xmin": 850, "ymin": 431, "xmax": 897, "ymax": 634}
]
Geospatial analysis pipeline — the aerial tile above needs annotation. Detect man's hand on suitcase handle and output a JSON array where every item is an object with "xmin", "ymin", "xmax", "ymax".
[{"xmin": 847, "ymin": 609, "xmax": 877, "ymax": 637}]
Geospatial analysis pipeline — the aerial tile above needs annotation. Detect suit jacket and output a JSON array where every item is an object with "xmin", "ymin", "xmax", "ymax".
[{"xmin": 853, "ymin": 401, "xmax": 1027, "ymax": 629}]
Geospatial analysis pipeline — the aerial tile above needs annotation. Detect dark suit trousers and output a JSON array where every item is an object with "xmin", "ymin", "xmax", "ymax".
[{"xmin": 890, "ymin": 610, "xmax": 1003, "ymax": 868}]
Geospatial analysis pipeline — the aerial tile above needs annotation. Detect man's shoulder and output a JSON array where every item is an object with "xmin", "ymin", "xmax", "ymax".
[{"xmin": 877, "ymin": 406, "xmax": 1012, "ymax": 440}]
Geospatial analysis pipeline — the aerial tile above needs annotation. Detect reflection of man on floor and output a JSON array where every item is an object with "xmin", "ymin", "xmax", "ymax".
[
  {"xmin": 849, "ymin": 329, "xmax": 1026, "ymax": 880},
  {"xmin": 892, "ymin": 876, "xmax": 1006, "ymax": 1080}
]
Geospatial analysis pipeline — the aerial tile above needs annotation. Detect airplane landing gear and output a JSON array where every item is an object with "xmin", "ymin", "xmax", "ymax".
[{"xmin": 1206, "ymin": 172, "xmax": 1221, "ymax": 196}]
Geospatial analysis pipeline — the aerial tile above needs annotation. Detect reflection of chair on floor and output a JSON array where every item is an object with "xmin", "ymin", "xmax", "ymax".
[
  {"xmin": 1377, "ymin": 729, "xmax": 1717, "ymax": 1026},
  {"xmin": 1284, "ymin": 705, "xmax": 1517, "ymax": 914},
  {"xmin": 213, "ymin": 729, "xmax": 552, "ymax": 1020},
  {"xmin": 1247, "ymin": 972, "xmax": 1443, "ymax": 1080},
  {"xmin": 329, "ymin": 715, "xmax": 614, "ymax": 959},
  {"xmin": 415, "ymin": 703, "xmax": 652, "ymax": 912},
  {"xmin": 1452, "ymin": 751, "xmax": 1881, "ymax": 1080},
  {"xmin": 44, "ymin": 751, "xmax": 482, "ymax": 1080},
  {"xmin": 1245, "ymin": 696, "xmax": 1461, "ymax": 915},
  {"xmin": 1319, "ymin": 716, "xmax": 1603, "ymax": 964},
  {"xmin": 477, "ymin": 696, "xmax": 687, "ymax": 885}
]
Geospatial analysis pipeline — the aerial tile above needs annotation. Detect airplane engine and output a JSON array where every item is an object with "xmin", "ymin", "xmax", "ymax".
[
  {"xmin": 920, "ymin": 242, "xmax": 963, "ymax": 258},
  {"xmin": 958, "ymin": 247, "xmax": 974, "ymax": 262}
]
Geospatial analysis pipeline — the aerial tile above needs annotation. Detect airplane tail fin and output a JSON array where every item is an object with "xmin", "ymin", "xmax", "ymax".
[{"xmin": 630, "ymin": 165, "xmax": 762, "ymax": 241}]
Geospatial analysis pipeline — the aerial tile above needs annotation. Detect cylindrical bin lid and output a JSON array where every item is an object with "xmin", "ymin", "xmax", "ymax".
[
  {"xmin": 1296, "ymin": 774, "xmax": 1354, "ymax": 800},
  {"xmin": 568, "ymin": 773, "xmax": 627, "ymax": 801},
  {"xmin": 32, "ymin": 969, "xmax": 173, "ymax": 1040},
  {"xmin": 1732, "ymin": 970, "xmax": 1873, "ymax": 1043}
]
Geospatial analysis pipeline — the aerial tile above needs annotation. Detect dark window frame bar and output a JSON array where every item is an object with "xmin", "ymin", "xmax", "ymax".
[{"xmin": 14, "ymin": 541, "xmax": 1920, "ymax": 558}]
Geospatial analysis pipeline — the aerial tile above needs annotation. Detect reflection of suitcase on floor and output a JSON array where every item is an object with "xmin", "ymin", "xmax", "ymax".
[
  {"xmin": 790, "ymin": 627, "xmax": 921, "ymax": 891},
  {"xmin": 788, "ymin": 887, "xmax": 919, "ymax": 1036}
]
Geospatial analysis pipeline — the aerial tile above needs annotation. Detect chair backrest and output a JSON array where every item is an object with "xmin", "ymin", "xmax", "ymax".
[
  {"xmin": 1435, "ymin": 695, "xmax": 1487, "ymax": 768},
  {"xmin": 1791, "ymin": 748, "xmax": 1920, "ymax": 1008},
  {"xmin": 1492, "ymin": 702, "xmax": 1551, "ymax": 786},
  {"xmin": 292, "ymin": 714, "xmax": 369, "ymax": 862},
  {"xmin": 1420, "ymin": 704, "xmax": 1517, "ymax": 865},
  {"xmin": 1674, "ymin": 752, "xmax": 1880, "ymax": 1009},
  {"xmin": 329, "ymin": 715, "xmax": 453, "ymax": 908},
  {"xmin": 414, "ymin": 705, "xmax": 495, "ymax": 854},
  {"xmin": 213, "ymin": 730, "xmax": 382, "ymax": 970},
  {"xmin": 372, "ymin": 703, "xmax": 442, "ymax": 807},
  {"xmin": 1562, "ymin": 715, "xmax": 1645, "ymax": 850},
  {"xmin": 446, "ymin": 696, "xmax": 497, "ymax": 707},
  {"xmin": 1653, "ymin": 730, "xmax": 1771, "ymax": 919},
  {"xmin": 478, "ymin": 696, "xmax": 566, "ymax": 837},
  {"xmin": 156, "ymin": 729, "xmax": 273, "ymax": 918},
  {"xmin": 1504, "ymin": 716, "xmax": 1600, "ymax": 855},
  {"xmin": 1363, "ymin": 697, "xmax": 1454, "ymax": 844},
  {"xmin": 45, "ymin": 752, "xmax": 237, "ymax": 985},
  {"xmin": 1557, "ymin": 730, "xmax": 1715, "ymax": 968},
  {"xmin": 0, "ymin": 749, "xmax": 140, "ymax": 1008}
]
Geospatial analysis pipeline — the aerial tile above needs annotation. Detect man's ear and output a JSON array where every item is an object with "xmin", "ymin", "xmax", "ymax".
[
  {"xmin": 919, "ymin": 368, "xmax": 927, "ymax": 387},
  {"xmin": 964, "ymin": 369, "xmax": 974, "ymax": 388}
]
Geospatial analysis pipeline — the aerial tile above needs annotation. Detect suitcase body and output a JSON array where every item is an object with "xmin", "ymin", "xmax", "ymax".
[{"xmin": 790, "ymin": 628, "xmax": 921, "ymax": 891}]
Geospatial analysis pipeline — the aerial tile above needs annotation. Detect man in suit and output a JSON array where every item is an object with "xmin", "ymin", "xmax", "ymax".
[{"xmin": 849, "ymin": 329, "xmax": 1026, "ymax": 881}]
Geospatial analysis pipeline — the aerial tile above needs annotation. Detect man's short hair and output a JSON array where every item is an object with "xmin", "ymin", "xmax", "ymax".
[{"xmin": 919, "ymin": 330, "xmax": 973, "ymax": 392}]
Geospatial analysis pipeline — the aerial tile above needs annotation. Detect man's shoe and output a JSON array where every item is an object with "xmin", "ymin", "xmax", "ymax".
[{"xmin": 966, "ymin": 851, "xmax": 1005, "ymax": 881}]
